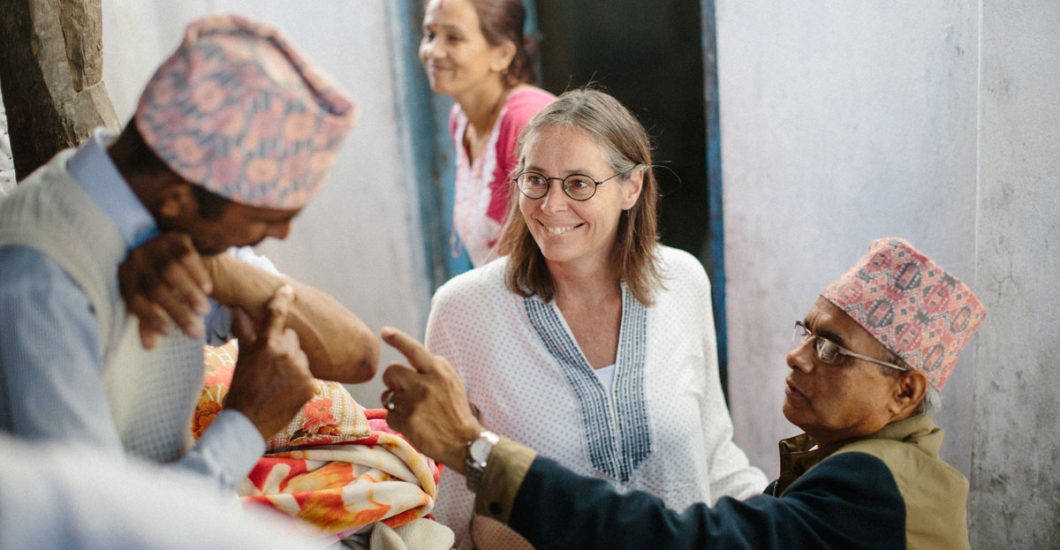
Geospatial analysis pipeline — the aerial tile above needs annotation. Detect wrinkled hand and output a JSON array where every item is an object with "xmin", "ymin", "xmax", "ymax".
[
  {"xmin": 118, "ymin": 232, "xmax": 212, "ymax": 349},
  {"xmin": 380, "ymin": 327, "xmax": 483, "ymax": 473},
  {"xmin": 224, "ymin": 285, "xmax": 315, "ymax": 441}
]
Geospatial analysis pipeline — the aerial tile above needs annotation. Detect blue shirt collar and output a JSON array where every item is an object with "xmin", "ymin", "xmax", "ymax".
[{"xmin": 66, "ymin": 128, "xmax": 158, "ymax": 250}]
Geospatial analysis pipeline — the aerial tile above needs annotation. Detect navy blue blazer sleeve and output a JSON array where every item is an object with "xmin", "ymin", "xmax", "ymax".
[{"xmin": 508, "ymin": 452, "xmax": 905, "ymax": 549}]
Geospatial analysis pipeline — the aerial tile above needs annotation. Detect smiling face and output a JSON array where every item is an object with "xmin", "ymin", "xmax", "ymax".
[
  {"xmin": 517, "ymin": 125, "xmax": 643, "ymax": 274},
  {"xmin": 419, "ymin": 0, "xmax": 511, "ymax": 98},
  {"xmin": 783, "ymin": 297, "xmax": 906, "ymax": 447}
]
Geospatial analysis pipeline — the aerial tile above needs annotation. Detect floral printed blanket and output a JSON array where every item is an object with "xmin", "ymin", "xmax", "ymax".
[{"xmin": 195, "ymin": 342, "xmax": 444, "ymax": 537}]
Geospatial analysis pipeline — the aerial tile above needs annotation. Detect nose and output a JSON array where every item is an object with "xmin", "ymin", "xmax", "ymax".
[
  {"xmin": 421, "ymin": 37, "xmax": 443, "ymax": 61},
  {"xmin": 787, "ymin": 339, "xmax": 815, "ymax": 374},
  {"xmin": 266, "ymin": 221, "xmax": 292, "ymax": 240},
  {"xmin": 539, "ymin": 181, "xmax": 570, "ymax": 213}
]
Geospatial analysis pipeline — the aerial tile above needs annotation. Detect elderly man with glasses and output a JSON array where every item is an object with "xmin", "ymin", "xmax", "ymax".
[{"xmin": 379, "ymin": 237, "xmax": 985, "ymax": 549}]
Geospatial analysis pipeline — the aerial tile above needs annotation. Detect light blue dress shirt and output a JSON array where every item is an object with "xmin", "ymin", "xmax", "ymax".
[
  {"xmin": 0, "ymin": 434, "xmax": 321, "ymax": 549},
  {"xmin": 0, "ymin": 129, "xmax": 265, "ymax": 493}
]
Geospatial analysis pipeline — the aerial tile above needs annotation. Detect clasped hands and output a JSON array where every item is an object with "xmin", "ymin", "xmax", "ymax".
[
  {"xmin": 118, "ymin": 233, "xmax": 313, "ymax": 440},
  {"xmin": 117, "ymin": 233, "xmax": 472, "ymax": 461}
]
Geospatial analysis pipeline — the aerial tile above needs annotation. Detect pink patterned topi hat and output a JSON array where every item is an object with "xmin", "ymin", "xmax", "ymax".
[
  {"xmin": 821, "ymin": 238, "xmax": 986, "ymax": 390},
  {"xmin": 135, "ymin": 14, "xmax": 357, "ymax": 209}
]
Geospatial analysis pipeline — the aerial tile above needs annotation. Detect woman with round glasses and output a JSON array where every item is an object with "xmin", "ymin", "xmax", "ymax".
[
  {"xmin": 426, "ymin": 89, "xmax": 766, "ymax": 549},
  {"xmin": 419, "ymin": 0, "xmax": 555, "ymax": 268}
]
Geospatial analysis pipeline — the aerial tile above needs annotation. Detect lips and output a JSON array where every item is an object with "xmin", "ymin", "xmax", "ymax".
[
  {"xmin": 537, "ymin": 221, "xmax": 584, "ymax": 236},
  {"xmin": 785, "ymin": 377, "xmax": 809, "ymax": 401}
]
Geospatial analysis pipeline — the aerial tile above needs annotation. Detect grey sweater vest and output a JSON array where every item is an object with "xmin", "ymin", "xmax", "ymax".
[{"xmin": 0, "ymin": 150, "xmax": 206, "ymax": 462}]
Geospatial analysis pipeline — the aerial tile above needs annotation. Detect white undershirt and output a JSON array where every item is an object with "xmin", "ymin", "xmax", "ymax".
[{"xmin": 593, "ymin": 364, "xmax": 616, "ymax": 394}]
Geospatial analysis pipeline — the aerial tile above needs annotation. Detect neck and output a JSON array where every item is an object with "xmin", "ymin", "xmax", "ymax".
[
  {"xmin": 107, "ymin": 143, "xmax": 161, "ymax": 220},
  {"xmin": 549, "ymin": 256, "xmax": 621, "ymax": 306},
  {"xmin": 456, "ymin": 80, "xmax": 510, "ymax": 134}
]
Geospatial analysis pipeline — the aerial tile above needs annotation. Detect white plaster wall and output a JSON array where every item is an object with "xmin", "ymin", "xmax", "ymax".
[
  {"xmin": 971, "ymin": 2, "xmax": 1060, "ymax": 546},
  {"xmin": 715, "ymin": 0, "xmax": 980, "ymax": 475},
  {"xmin": 102, "ymin": 1, "xmax": 430, "ymax": 407},
  {"xmin": 716, "ymin": 0, "xmax": 1060, "ymax": 544}
]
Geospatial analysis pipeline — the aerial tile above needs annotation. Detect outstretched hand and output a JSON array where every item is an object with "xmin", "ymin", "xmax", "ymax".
[
  {"xmin": 118, "ymin": 232, "xmax": 212, "ymax": 349},
  {"xmin": 380, "ymin": 327, "xmax": 483, "ymax": 474},
  {"xmin": 224, "ymin": 285, "xmax": 315, "ymax": 440}
]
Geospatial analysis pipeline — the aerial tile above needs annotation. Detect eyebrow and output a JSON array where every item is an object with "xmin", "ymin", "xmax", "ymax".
[
  {"xmin": 804, "ymin": 316, "xmax": 848, "ymax": 347},
  {"xmin": 523, "ymin": 165, "xmax": 598, "ymax": 176},
  {"xmin": 423, "ymin": 22, "xmax": 464, "ymax": 34}
]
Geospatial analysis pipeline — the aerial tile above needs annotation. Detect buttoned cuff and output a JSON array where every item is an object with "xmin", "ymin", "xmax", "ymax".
[
  {"xmin": 192, "ymin": 409, "xmax": 265, "ymax": 491},
  {"xmin": 474, "ymin": 437, "xmax": 537, "ymax": 524}
]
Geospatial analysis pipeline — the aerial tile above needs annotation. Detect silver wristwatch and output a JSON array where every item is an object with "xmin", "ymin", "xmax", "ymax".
[{"xmin": 465, "ymin": 430, "xmax": 500, "ymax": 492}]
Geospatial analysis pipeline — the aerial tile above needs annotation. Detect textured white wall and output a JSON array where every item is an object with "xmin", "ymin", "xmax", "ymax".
[
  {"xmin": 715, "ymin": 0, "xmax": 980, "ymax": 474},
  {"xmin": 716, "ymin": 0, "xmax": 1060, "ymax": 545},
  {"xmin": 970, "ymin": 2, "xmax": 1060, "ymax": 547},
  {"xmin": 102, "ymin": 1, "xmax": 431, "ymax": 407}
]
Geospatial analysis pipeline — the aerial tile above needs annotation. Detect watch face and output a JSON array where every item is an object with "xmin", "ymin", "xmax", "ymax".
[{"xmin": 470, "ymin": 437, "xmax": 493, "ymax": 463}]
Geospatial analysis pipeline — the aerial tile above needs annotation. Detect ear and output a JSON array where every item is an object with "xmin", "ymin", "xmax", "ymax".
[
  {"xmin": 156, "ymin": 182, "xmax": 199, "ymax": 221},
  {"xmin": 890, "ymin": 370, "xmax": 929, "ymax": 418},
  {"xmin": 620, "ymin": 166, "xmax": 644, "ymax": 210},
  {"xmin": 490, "ymin": 40, "xmax": 518, "ymax": 73}
]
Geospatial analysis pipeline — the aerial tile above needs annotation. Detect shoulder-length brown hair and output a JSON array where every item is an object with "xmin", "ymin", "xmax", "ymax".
[
  {"xmin": 497, "ymin": 88, "xmax": 662, "ymax": 305},
  {"xmin": 469, "ymin": 0, "xmax": 537, "ymax": 87}
]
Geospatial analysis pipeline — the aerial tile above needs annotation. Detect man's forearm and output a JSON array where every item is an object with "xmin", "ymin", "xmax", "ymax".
[{"xmin": 205, "ymin": 254, "xmax": 379, "ymax": 383}]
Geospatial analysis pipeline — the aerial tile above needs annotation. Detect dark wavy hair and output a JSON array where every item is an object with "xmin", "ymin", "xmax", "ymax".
[
  {"xmin": 469, "ymin": 0, "xmax": 537, "ymax": 86},
  {"xmin": 498, "ymin": 89, "xmax": 662, "ymax": 305}
]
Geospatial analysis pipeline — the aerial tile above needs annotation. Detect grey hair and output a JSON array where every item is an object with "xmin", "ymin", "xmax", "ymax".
[
  {"xmin": 877, "ymin": 354, "xmax": 942, "ymax": 417},
  {"xmin": 917, "ymin": 385, "xmax": 942, "ymax": 416}
]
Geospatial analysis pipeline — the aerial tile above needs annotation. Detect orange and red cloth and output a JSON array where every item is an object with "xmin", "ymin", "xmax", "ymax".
[{"xmin": 195, "ymin": 342, "xmax": 444, "ymax": 539}]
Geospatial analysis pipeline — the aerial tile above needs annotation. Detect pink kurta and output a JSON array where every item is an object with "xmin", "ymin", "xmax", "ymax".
[{"xmin": 449, "ymin": 86, "xmax": 554, "ymax": 266}]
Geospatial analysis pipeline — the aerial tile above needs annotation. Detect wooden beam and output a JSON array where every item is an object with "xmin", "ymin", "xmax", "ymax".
[{"xmin": 0, "ymin": 0, "xmax": 119, "ymax": 180}]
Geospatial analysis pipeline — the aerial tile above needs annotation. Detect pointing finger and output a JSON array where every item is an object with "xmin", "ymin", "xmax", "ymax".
[{"xmin": 381, "ymin": 326, "xmax": 436, "ymax": 374}]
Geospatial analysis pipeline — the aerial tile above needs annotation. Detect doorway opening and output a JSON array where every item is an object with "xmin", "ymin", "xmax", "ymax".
[{"xmin": 534, "ymin": 0, "xmax": 729, "ymax": 392}]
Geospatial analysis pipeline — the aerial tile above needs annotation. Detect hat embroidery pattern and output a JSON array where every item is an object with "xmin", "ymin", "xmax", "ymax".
[
  {"xmin": 135, "ymin": 14, "xmax": 357, "ymax": 210},
  {"xmin": 821, "ymin": 238, "xmax": 986, "ymax": 390}
]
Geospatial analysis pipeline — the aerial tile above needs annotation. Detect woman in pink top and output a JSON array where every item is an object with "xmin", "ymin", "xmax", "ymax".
[{"xmin": 420, "ymin": 0, "xmax": 555, "ymax": 267}]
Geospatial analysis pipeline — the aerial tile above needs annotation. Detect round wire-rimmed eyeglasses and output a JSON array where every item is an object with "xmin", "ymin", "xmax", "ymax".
[{"xmin": 513, "ymin": 170, "xmax": 629, "ymax": 201}]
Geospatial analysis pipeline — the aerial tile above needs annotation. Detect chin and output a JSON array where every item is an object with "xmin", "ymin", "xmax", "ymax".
[
  {"xmin": 194, "ymin": 241, "xmax": 228, "ymax": 256},
  {"xmin": 536, "ymin": 245, "xmax": 577, "ymax": 265},
  {"xmin": 781, "ymin": 402, "xmax": 796, "ymax": 424},
  {"xmin": 781, "ymin": 400, "xmax": 808, "ymax": 428},
  {"xmin": 427, "ymin": 76, "xmax": 454, "ymax": 96}
]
